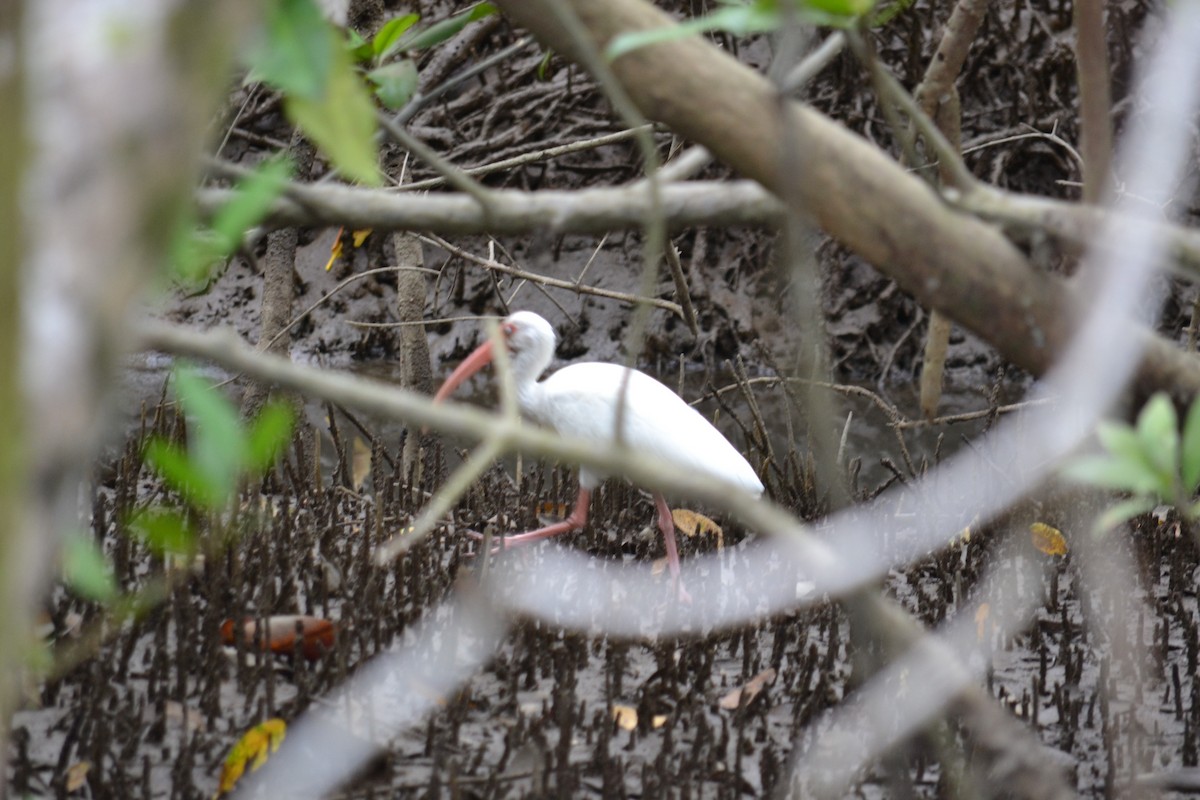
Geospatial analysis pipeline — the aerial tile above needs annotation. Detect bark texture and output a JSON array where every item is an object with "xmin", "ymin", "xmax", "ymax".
[{"xmin": 392, "ymin": 232, "xmax": 436, "ymax": 479}]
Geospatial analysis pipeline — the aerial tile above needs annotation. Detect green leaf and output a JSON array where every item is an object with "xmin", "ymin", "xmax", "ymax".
[
  {"xmin": 208, "ymin": 157, "xmax": 292, "ymax": 256},
  {"xmin": 346, "ymin": 28, "xmax": 373, "ymax": 63},
  {"xmin": 129, "ymin": 509, "xmax": 195, "ymax": 557},
  {"xmin": 63, "ymin": 533, "xmax": 117, "ymax": 603},
  {"xmin": 1181, "ymin": 396, "xmax": 1200, "ymax": 492},
  {"xmin": 536, "ymin": 49, "xmax": 554, "ymax": 81},
  {"xmin": 1096, "ymin": 421, "xmax": 1144, "ymax": 462},
  {"xmin": 868, "ymin": 0, "xmax": 916, "ymax": 26},
  {"xmin": 145, "ymin": 438, "xmax": 218, "ymax": 505},
  {"xmin": 367, "ymin": 60, "xmax": 419, "ymax": 110},
  {"xmin": 373, "ymin": 13, "xmax": 421, "ymax": 60},
  {"xmin": 174, "ymin": 368, "xmax": 244, "ymax": 508},
  {"xmin": 170, "ymin": 233, "xmax": 223, "ymax": 287},
  {"xmin": 806, "ymin": 0, "xmax": 876, "ymax": 17},
  {"xmin": 174, "ymin": 157, "xmax": 292, "ymax": 284},
  {"xmin": 1093, "ymin": 421, "xmax": 1167, "ymax": 494},
  {"xmin": 245, "ymin": 401, "xmax": 296, "ymax": 473},
  {"xmin": 1061, "ymin": 455, "xmax": 1166, "ymax": 497},
  {"xmin": 286, "ymin": 49, "xmax": 381, "ymax": 185},
  {"xmin": 1092, "ymin": 497, "xmax": 1157, "ymax": 535},
  {"xmin": 402, "ymin": 2, "xmax": 497, "ymax": 52},
  {"xmin": 1136, "ymin": 393, "xmax": 1180, "ymax": 486},
  {"xmin": 607, "ymin": 7, "xmax": 777, "ymax": 59},
  {"xmin": 247, "ymin": 0, "xmax": 336, "ymax": 100}
]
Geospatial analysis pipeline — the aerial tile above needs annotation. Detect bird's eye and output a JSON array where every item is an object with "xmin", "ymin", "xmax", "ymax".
[{"xmin": 502, "ymin": 323, "xmax": 516, "ymax": 337}]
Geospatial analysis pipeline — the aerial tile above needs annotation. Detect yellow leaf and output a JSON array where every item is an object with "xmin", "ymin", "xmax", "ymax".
[
  {"xmin": 975, "ymin": 603, "xmax": 990, "ymax": 643},
  {"xmin": 672, "ymin": 508, "xmax": 724, "ymax": 549},
  {"xmin": 537, "ymin": 501, "xmax": 569, "ymax": 519},
  {"xmin": 216, "ymin": 719, "xmax": 287, "ymax": 797},
  {"xmin": 351, "ymin": 228, "xmax": 372, "ymax": 247},
  {"xmin": 651, "ymin": 714, "xmax": 667, "ymax": 729},
  {"xmin": 951, "ymin": 515, "xmax": 979, "ymax": 546},
  {"xmin": 324, "ymin": 228, "xmax": 346, "ymax": 271},
  {"xmin": 351, "ymin": 436, "xmax": 372, "ymax": 489},
  {"xmin": 672, "ymin": 508, "xmax": 722, "ymax": 537},
  {"xmin": 718, "ymin": 667, "xmax": 776, "ymax": 710},
  {"xmin": 66, "ymin": 761, "xmax": 90, "ymax": 792},
  {"xmin": 611, "ymin": 704, "xmax": 638, "ymax": 730},
  {"xmin": 1030, "ymin": 522, "xmax": 1068, "ymax": 556}
]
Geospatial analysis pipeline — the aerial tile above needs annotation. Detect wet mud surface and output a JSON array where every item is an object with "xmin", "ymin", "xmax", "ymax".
[
  {"xmin": 13, "ymin": 397, "xmax": 1200, "ymax": 798},
  {"xmin": 14, "ymin": 0, "xmax": 1200, "ymax": 796}
]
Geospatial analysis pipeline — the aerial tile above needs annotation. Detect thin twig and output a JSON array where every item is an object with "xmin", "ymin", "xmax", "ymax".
[
  {"xmin": 420, "ymin": 233, "xmax": 684, "ymax": 318},
  {"xmin": 662, "ymin": 244, "xmax": 699, "ymax": 335},
  {"xmin": 263, "ymin": 266, "xmax": 437, "ymax": 353},
  {"xmin": 960, "ymin": 125, "xmax": 1084, "ymax": 175},
  {"xmin": 696, "ymin": 373, "xmax": 1048, "ymax": 430},
  {"xmin": 780, "ymin": 32, "xmax": 845, "ymax": 95},
  {"xmin": 392, "ymin": 126, "xmax": 654, "ymax": 192},
  {"xmin": 863, "ymin": 54, "xmax": 979, "ymax": 192},
  {"xmin": 376, "ymin": 435, "xmax": 507, "ymax": 561},
  {"xmin": 393, "ymin": 37, "xmax": 534, "ymax": 127},
  {"xmin": 656, "ymin": 145, "xmax": 713, "ymax": 182},
  {"xmin": 376, "ymin": 112, "xmax": 497, "ymax": 217},
  {"xmin": 344, "ymin": 314, "xmax": 483, "ymax": 329}
]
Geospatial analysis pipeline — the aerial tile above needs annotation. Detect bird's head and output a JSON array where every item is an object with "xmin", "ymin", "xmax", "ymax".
[{"xmin": 433, "ymin": 312, "xmax": 557, "ymax": 404}]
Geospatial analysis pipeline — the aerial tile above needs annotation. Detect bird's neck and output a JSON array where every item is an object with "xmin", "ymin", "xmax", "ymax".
[
  {"xmin": 510, "ymin": 347, "xmax": 552, "ymax": 420},
  {"xmin": 516, "ymin": 375, "xmax": 546, "ymax": 422}
]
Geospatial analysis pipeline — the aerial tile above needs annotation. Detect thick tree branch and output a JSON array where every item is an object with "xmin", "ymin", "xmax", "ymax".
[{"xmin": 490, "ymin": 0, "xmax": 1200, "ymax": 402}]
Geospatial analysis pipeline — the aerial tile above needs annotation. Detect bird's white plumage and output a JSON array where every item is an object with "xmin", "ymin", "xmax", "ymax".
[
  {"xmin": 500, "ymin": 311, "xmax": 763, "ymax": 496},
  {"xmin": 529, "ymin": 363, "xmax": 762, "ymax": 493},
  {"xmin": 435, "ymin": 311, "xmax": 761, "ymax": 601}
]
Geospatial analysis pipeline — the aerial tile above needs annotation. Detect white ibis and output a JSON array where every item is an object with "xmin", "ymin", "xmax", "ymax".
[{"xmin": 433, "ymin": 311, "xmax": 764, "ymax": 600}]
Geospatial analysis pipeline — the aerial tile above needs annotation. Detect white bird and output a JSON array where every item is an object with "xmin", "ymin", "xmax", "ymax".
[{"xmin": 433, "ymin": 311, "xmax": 764, "ymax": 601}]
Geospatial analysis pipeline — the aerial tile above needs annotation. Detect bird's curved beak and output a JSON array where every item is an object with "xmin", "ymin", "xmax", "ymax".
[{"xmin": 433, "ymin": 339, "xmax": 495, "ymax": 404}]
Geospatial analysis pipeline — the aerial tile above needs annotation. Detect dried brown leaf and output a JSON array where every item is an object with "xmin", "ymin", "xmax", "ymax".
[
  {"xmin": 718, "ymin": 667, "xmax": 776, "ymax": 710},
  {"xmin": 65, "ymin": 761, "xmax": 90, "ymax": 792},
  {"xmin": 611, "ymin": 704, "xmax": 638, "ymax": 730}
]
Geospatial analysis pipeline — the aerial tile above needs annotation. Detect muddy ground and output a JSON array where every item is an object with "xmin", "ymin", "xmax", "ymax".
[{"xmin": 13, "ymin": 0, "xmax": 1200, "ymax": 797}]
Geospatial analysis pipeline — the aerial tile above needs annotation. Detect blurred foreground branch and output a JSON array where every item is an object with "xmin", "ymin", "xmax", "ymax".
[{"xmin": 139, "ymin": 320, "xmax": 1073, "ymax": 799}]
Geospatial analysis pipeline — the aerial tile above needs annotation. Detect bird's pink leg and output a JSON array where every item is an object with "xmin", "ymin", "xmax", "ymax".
[
  {"xmin": 486, "ymin": 488, "xmax": 591, "ymax": 548},
  {"xmin": 653, "ymin": 493, "xmax": 692, "ymax": 604}
]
